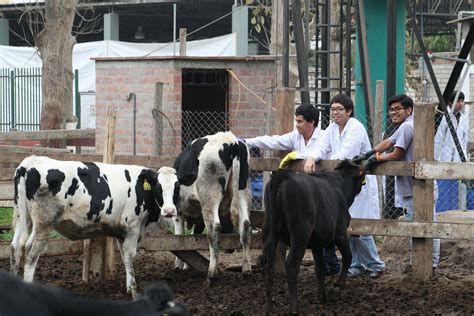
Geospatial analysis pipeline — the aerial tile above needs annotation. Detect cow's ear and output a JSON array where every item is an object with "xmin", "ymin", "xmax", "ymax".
[
  {"xmin": 178, "ymin": 173, "xmax": 197, "ymax": 186},
  {"xmin": 139, "ymin": 169, "xmax": 158, "ymax": 187}
]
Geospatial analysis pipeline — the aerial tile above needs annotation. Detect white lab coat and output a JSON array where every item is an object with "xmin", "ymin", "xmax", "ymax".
[
  {"xmin": 434, "ymin": 110, "xmax": 469, "ymax": 162},
  {"xmin": 311, "ymin": 117, "xmax": 380, "ymax": 219},
  {"xmin": 245, "ymin": 128, "xmax": 321, "ymax": 159}
]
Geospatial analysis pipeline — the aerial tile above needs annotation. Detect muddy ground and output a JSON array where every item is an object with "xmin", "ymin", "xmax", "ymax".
[{"xmin": 1, "ymin": 231, "xmax": 473, "ymax": 315}]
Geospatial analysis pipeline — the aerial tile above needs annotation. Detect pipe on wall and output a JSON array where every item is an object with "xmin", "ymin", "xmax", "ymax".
[{"xmin": 126, "ymin": 92, "xmax": 137, "ymax": 155}]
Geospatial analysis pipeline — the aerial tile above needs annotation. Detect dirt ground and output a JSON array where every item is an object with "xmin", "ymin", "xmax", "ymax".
[{"xmin": 1, "ymin": 231, "xmax": 473, "ymax": 315}]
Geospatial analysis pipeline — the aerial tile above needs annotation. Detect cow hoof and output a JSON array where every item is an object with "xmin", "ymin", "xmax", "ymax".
[{"xmin": 242, "ymin": 264, "xmax": 252, "ymax": 275}]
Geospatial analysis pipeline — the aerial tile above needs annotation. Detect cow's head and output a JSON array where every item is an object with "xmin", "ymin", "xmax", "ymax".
[
  {"xmin": 156, "ymin": 167, "xmax": 180, "ymax": 218},
  {"xmin": 334, "ymin": 159, "xmax": 366, "ymax": 206}
]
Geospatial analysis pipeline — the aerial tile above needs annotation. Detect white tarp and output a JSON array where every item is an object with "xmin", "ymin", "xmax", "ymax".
[{"xmin": 0, "ymin": 33, "xmax": 237, "ymax": 128}]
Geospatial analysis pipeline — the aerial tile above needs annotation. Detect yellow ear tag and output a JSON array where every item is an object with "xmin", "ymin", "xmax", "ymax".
[{"xmin": 143, "ymin": 179, "xmax": 151, "ymax": 191}]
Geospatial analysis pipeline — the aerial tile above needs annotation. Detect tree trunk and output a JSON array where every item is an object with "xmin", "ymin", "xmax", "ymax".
[{"xmin": 37, "ymin": 0, "xmax": 77, "ymax": 146}]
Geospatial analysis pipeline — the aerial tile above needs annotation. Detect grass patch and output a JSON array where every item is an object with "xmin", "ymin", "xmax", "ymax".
[{"xmin": 0, "ymin": 208, "xmax": 13, "ymax": 226}]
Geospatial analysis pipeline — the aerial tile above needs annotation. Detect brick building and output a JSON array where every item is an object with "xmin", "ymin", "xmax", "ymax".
[{"xmin": 94, "ymin": 56, "xmax": 276, "ymax": 156}]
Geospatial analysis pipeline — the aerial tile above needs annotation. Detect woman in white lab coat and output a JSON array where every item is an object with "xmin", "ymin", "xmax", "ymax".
[{"xmin": 304, "ymin": 93, "xmax": 385, "ymax": 278}]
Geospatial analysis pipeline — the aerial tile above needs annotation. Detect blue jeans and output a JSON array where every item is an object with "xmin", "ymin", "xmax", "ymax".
[
  {"xmin": 323, "ymin": 246, "xmax": 340, "ymax": 274},
  {"xmin": 348, "ymin": 235, "xmax": 385, "ymax": 273},
  {"xmin": 402, "ymin": 196, "xmax": 440, "ymax": 267}
]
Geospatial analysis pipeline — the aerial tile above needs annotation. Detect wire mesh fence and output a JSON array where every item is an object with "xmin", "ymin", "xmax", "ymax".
[{"xmin": 178, "ymin": 108, "xmax": 472, "ymax": 216}]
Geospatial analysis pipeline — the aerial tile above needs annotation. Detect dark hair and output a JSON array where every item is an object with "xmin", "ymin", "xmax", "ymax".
[
  {"xmin": 449, "ymin": 90, "xmax": 465, "ymax": 104},
  {"xmin": 388, "ymin": 94, "xmax": 413, "ymax": 109},
  {"xmin": 295, "ymin": 104, "xmax": 319, "ymax": 127},
  {"xmin": 330, "ymin": 93, "xmax": 354, "ymax": 117}
]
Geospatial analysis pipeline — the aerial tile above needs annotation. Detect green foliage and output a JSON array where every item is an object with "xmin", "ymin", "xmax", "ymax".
[{"xmin": 414, "ymin": 34, "xmax": 457, "ymax": 53}]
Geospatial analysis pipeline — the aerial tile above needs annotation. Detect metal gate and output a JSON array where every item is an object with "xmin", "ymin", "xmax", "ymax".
[{"xmin": 0, "ymin": 68, "xmax": 80, "ymax": 131}]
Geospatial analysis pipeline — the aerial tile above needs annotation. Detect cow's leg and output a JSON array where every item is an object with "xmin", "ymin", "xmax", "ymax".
[
  {"xmin": 231, "ymin": 189, "xmax": 251, "ymax": 274},
  {"xmin": 10, "ymin": 205, "xmax": 31, "ymax": 276},
  {"xmin": 263, "ymin": 238, "xmax": 279, "ymax": 314},
  {"xmin": 23, "ymin": 223, "xmax": 51, "ymax": 282},
  {"xmin": 173, "ymin": 214, "xmax": 187, "ymax": 270},
  {"xmin": 119, "ymin": 232, "xmax": 140, "ymax": 298},
  {"xmin": 286, "ymin": 244, "xmax": 306, "ymax": 314},
  {"xmin": 201, "ymin": 203, "xmax": 221, "ymax": 284},
  {"xmin": 311, "ymin": 247, "xmax": 327, "ymax": 303},
  {"xmin": 334, "ymin": 234, "xmax": 352, "ymax": 290}
]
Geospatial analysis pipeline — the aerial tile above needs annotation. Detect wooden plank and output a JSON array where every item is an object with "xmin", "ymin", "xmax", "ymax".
[
  {"xmin": 412, "ymin": 103, "xmax": 436, "ymax": 280},
  {"xmin": 0, "ymin": 239, "xmax": 83, "ymax": 260},
  {"xmin": 0, "ymin": 129, "xmax": 95, "ymax": 142},
  {"xmin": 66, "ymin": 139, "xmax": 95, "ymax": 147},
  {"xmin": 0, "ymin": 152, "xmax": 175, "ymax": 168},
  {"xmin": 171, "ymin": 250, "xmax": 209, "ymax": 273},
  {"xmin": 0, "ymin": 200, "xmax": 14, "ymax": 208},
  {"xmin": 1, "ymin": 169, "xmax": 15, "ymax": 181},
  {"xmin": 349, "ymin": 218, "xmax": 474, "ymax": 240},
  {"xmin": 415, "ymin": 161, "xmax": 474, "ymax": 180},
  {"xmin": 103, "ymin": 113, "xmax": 117, "ymax": 280},
  {"xmin": 140, "ymin": 233, "xmax": 262, "ymax": 251},
  {"xmin": 0, "ymin": 182, "xmax": 14, "ymax": 200},
  {"xmin": 83, "ymin": 113, "xmax": 114, "ymax": 282},
  {"xmin": 0, "ymin": 145, "xmax": 72, "ymax": 154}
]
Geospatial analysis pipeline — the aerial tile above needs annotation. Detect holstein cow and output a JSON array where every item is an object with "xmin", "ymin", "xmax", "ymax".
[
  {"xmin": 0, "ymin": 272, "xmax": 189, "ymax": 316},
  {"xmin": 10, "ymin": 155, "xmax": 179, "ymax": 297},
  {"xmin": 172, "ymin": 132, "xmax": 251, "ymax": 283},
  {"xmin": 262, "ymin": 160, "xmax": 365, "ymax": 314}
]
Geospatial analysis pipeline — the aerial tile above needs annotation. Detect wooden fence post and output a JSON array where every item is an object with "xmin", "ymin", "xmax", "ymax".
[
  {"xmin": 412, "ymin": 103, "xmax": 435, "ymax": 280},
  {"xmin": 273, "ymin": 87, "xmax": 295, "ymax": 274},
  {"xmin": 82, "ymin": 110, "xmax": 117, "ymax": 282},
  {"xmin": 179, "ymin": 28, "xmax": 187, "ymax": 56}
]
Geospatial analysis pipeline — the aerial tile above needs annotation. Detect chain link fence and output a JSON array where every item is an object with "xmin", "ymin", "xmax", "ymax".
[{"xmin": 180, "ymin": 108, "xmax": 472, "ymax": 217}]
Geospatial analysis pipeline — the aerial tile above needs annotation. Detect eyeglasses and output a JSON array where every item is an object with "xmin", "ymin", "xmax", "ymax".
[
  {"xmin": 389, "ymin": 106, "xmax": 405, "ymax": 113},
  {"xmin": 330, "ymin": 107, "xmax": 346, "ymax": 113}
]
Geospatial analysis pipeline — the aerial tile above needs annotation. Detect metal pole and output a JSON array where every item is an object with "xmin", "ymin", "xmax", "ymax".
[
  {"xmin": 173, "ymin": 3, "xmax": 177, "ymax": 56},
  {"xmin": 291, "ymin": 0, "xmax": 310, "ymax": 105},
  {"xmin": 345, "ymin": 0, "xmax": 351, "ymax": 96},
  {"xmin": 282, "ymin": 0, "xmax": 289, "ymax": 87}
]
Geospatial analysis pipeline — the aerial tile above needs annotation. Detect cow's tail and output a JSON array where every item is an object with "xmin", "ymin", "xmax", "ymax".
[{"xmin": 261, "ymin": 170, "xmax": 290, "ymax": 271}]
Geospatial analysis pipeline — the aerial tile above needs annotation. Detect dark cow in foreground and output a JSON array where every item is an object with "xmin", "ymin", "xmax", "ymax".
[
  {"xmin": 10, "ymin": 156, "xmax": 179, "ymax": 297},
  {"xmin": 262, "ymin": 160, "xmax": 365, "ymax": 314},
  {"xmin": 0, "ymin": 272, "xmax": 188, "ymax": 316},
  {"xmin": 172, "ymin": 132, "xmax": 251, "ymax": 282}
]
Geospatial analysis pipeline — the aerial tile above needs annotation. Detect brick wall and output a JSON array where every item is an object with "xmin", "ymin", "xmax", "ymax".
[{"xmin": 95, "ymin": 57, "xmax": 276, "ymax": 156}]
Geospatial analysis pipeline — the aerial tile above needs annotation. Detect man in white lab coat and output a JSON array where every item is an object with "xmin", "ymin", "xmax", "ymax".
[
  {"xmin": 434, "ymin": 91, "xmax": 469, "ymax": 212},
  {"xmin": 246, "ymin": 104, "xmax": 341, "ymax": 275},
  {"xmin": 304, "ymin": 93, "xmax": 385, "ymax": 278},
  {"xmin": 245, "ymin": 104, "xmax": 321, "ymax": 161}
]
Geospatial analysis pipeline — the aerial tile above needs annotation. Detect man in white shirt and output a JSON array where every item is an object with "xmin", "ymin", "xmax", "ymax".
[
  {"xmin": 245, "ymin": 104, "xmax": 320, "ymax": 159},
  {"xmin": 246, "ymin": 104, "xmax": 341, "ymax": 275},
  {"xmin": 434, "ymin": 91, "xmax": 469, "ymax": 212},
  {"xmin": 304, "ymin": 93, "xmax": 385, "ymax": 278}
]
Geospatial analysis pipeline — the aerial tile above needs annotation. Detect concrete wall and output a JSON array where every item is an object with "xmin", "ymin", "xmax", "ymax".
[{"xmin": 95, "ymin": 57, "xmax": 276, "ymax": 156}]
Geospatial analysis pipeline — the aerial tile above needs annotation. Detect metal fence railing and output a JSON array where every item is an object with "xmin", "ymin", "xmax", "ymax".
[
  {"xmin": 0, "ymin": 68, "xmax": 80, "ymax": 132},
  {"xmin": 181, "ymin": 110, "xmax": 263, "ymax": 211},
  {"xmin": 0, "ymin": 68, "xmax": 42, "ymax": 131}
]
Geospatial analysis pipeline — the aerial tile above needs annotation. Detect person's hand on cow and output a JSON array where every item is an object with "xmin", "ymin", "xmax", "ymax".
[
  {"xmin": 303, "ymin": 156, "xmax": 321, "ymax": 174},
  {"xmin": 352, "ymin": 149, "xmax": 376, "ymax": 163},
  {"xmin": 279, "ymin": 151, "xmax": 298, "ymax": 169},
  {"xmin": 364, "ymin": 152, "xmax": 381, "ymax": 172}
]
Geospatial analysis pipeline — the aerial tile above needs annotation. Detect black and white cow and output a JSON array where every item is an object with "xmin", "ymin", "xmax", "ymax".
[
  {"xmin": 172, "ymin": 132, "xmax": 251, "ymax": 283},
  {"xmin": 10, "ymin": 155, "xmax": 179, "ymax": 297},
  {"xmin": 262, "ymin": 160, "xmax": 365, "ymax": 314},
  {"xmin": 0, "ymin": 272, "xmax": 189, "ymax": 316}
]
